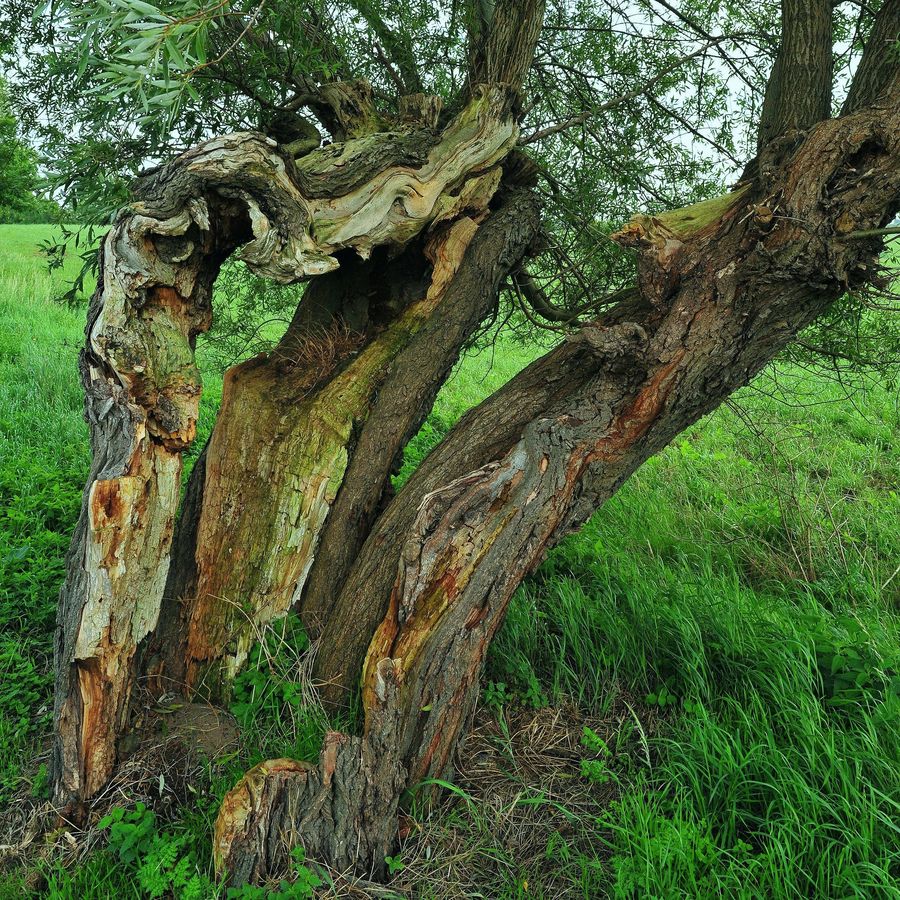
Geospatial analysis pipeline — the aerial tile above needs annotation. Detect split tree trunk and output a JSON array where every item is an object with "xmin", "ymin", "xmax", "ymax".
[
  {"xmin": 150, "ymin": 196, "xmax": 540, "ymax": 702},
  {"xmin": 53, "ymin": 85, "xmax": 525, "ymax": 808},
  {"xmin": 214, "ymin": 77, "xmax": 900, "ymax": 882},
  {"xmin": 51, "ymin": 0, "xmax": 900, "ymax": 886}
]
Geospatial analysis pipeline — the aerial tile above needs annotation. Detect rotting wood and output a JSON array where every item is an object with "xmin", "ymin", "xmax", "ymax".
[{"xmin": 53, "ymin": 84, "xmax": 522, "ymax": 808}]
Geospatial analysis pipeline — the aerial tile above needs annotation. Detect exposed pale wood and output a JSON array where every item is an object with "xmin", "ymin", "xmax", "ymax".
[
  {"xmin": 55, "ymin": 2, "xmax": 900, "ymax": 883},
  {"xmin": 180, "ymin": 218, "xmax": 484, "ymax": 697},
  {"xmin": 299, "ymin": 189, "xmax": 542, "ymax": 639},
  {"xmin": 54, "ymin": 84, "xmax": 521, "ymax": 807},
  {"xmin": 314, "ymin": 80, "xmax": 900, "ymax": 708},
  {"xmin": 54, "ymin": 203, "xmax": 229, "ymax": 806}
]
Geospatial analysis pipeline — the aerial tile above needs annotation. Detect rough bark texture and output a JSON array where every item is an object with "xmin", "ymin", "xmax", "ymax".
[
  {"xmin": 54, "ymin": 0, "xmax": 899, "ymax": 887},
  {"xmin": 757, "ymin": 0, "xmax": 833, "ymax": 155},
  {"xmin": 54, "ymin": 85, "xmax": 521, "ymax": 807},
  {"xmin": 214, "ymin": 661, "xmax": 406, "ymax": 882},
  {"xmin": 54, "ymin": 0, "xmax": 550, "ymax": 815},
  {"xmin": 469, "ymin": 0, "xmax": 547, "ymax": 91},
  {"xmin": 215, "ymin": 73, "xmax": 900, "ymax": 884},
  {"xmin": 310, "ymin": 291, "xmax": 647, "ymax": 706},
  {"xmin": 842, "ymin": 0, "xmax": 900, "ymax": 114},
  {"xmin": 53, "ymin": 197, "xmax": 241, "ymax": 805},
  {"xmin": 155, "ymin": 191, "xmax": 540, "ymax": 700},
  {"xmin": 298, "ymin": 189, "xmax": 542, "ymax": 637}
]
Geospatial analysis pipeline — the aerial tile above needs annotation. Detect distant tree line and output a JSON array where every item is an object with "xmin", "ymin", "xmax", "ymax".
[{"xmin": 0, "ymin": 79, "xmax": 59, "ymax": 223}]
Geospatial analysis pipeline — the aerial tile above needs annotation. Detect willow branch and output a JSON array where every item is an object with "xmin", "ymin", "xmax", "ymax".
[
  {"xmin": 756, "ymin": 0, "xmax": 833, "ymax": 152},
  {"xmin": 520, "ymin": 38, "xmax": 728, "ymax": 145},
  {"xmin": 842, "ymin": 0, "xmax": 900, "ymax": 114}
]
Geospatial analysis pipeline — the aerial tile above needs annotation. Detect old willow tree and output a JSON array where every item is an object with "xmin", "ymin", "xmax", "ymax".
[{"xmin": 11, "ymin": 0, "xmax": 899, "ymax": 886}]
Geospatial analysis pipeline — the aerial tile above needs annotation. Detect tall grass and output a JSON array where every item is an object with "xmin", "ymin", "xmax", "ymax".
[
  {"xmin": 0, "ymin": 227, "xmax": 89, "ymax": 805},
  {"xmin": 485, "ymin": 375, "xmax": 900, "ymax": 897},
  {"xmin": 1, "ymin": 225, "xmax": 898, "ymax": 897}
]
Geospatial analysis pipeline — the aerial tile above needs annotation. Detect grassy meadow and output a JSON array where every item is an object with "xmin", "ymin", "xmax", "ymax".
[{"xmin": 0, "ymin": 224, "xmax": 899, "ymax": 898}]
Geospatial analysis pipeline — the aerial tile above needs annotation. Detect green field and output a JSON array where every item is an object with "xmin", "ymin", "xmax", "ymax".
[{"xmin": 1, "ymin": 225, "xmax": 899, "ymax": 898}]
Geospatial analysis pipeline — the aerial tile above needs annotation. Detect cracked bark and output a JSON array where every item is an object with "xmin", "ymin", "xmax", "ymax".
[
  {"xmin": 216, "ymin": 76, "xmax": 900, "ymax": 884},
  {"xmin": 756, "ymin": 0, "xmax": 833, "ymax": 154},
  {"xmin": 53, "ymin": 85, "xmax": 522, "ymax": 808},
  {"xmin": 52, "ymin": 0, "xmax": 899, "ymax": 886},
  {"xmin": 150, "ymin": 191, "xmax": 541, "ymax": 701}
]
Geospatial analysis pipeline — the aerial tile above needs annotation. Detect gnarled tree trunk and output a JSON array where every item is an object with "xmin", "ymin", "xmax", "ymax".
[
  {"xmin": 215, "ymin": 81, "xmax": 900, "ymax": 880},
  {"xmin": 53, "ymin": 81, "xmax": 524, "ymax": 806},
  {"xmin": 52, "ymin": 0, "xmax": 899, "ymax": 887}
]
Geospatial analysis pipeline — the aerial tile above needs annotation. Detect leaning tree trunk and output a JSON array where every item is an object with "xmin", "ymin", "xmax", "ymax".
[
  {"xmin": 214, "ymin": 77, "xmax": 900, "ymax": 882},
  {"xmin": 52, "ymin": 0, "xmax": 899, "ymax": 886}
]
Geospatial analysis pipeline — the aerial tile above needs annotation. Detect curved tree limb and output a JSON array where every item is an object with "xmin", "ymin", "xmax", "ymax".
[
  {"xmin": 842, "ymin": 0, "xmax": 900, "ymax": 114},
  {"xmin": 53, "ymin": 85, "xmax": 520, "ymax": 808},
  {"xmin": 312, "ymin": 70, "xmax": 900, "ymax": 710}
]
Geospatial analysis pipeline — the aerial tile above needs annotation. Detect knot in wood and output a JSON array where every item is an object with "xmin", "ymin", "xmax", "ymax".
[{"xmin": 575, "ymin": 321, "xmax": 649, "ymax": 369}]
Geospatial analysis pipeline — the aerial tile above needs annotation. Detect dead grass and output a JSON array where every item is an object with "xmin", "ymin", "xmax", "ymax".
[
  {"xmin": 318, "ymin": 690, "xmax": 661, "ymax": 898},
  {"xmin": 274, "ymin": 320, "xmax": 367, "ymax": 380},
  {"xmin": 1, "ymin": 671, "xmax": 658, "ymax": 898},
  {"xmin": 0, "ymin": 699, "xmax": 239, "ymax": 892}
]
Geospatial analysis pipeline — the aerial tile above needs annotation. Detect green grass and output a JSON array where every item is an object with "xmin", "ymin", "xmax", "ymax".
[
  {"xmin": 0, "ymin": 225, "xmax": 898, "ymax": 898},
  {"xmin": 0, "ymin": 227, "xmax": 89, "ymax": 808}
]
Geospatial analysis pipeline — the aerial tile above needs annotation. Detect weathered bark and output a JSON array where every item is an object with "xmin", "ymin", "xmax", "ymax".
[
  {"xmin": 54, "ymin": 85, "xmax": 521, "ymax": 807},
  {"xmin": 152, "ymin": 191, "xmax": 540, "ymax": 700},
  {"xmin": 741, "ymin": 0, "xmax": 834, "ymax": 183},
  {"xmin": 311, "ymin": 287, "xmax": 648, "ymax": 706},
  {"xmin": 54, "ymin": 0, "xmax": 550, "ymax": 809},
  {"xmin": 757, "ymin": 0, "xmax": 833, "ymax": 155},
  {"xmin": 469, "ymin": 0, "xmax": 547, "ymax": 92},
  {"xmin": 218, "ymin": 72, "xmax": 900, "ymax": 883},
  {"xmin": 213, "ymin": 661, "xmax": 406, "ymax": 882},
  {"xmin": 54, "ymin": 0, "xmax": 899, "ymax": 887},
  {"xmin": 298, "ymin": 189, "xmax": 543, "ymax": 637},
  {"xmin": 462, "ymin": 0, "xmax": 547, "ymax": 120},
  {"xmin": 53, "ymin": 196, "xmax": 244, "ymax": 806},
  {"xmin": 842, "ymin": 0, "xmax": 900, "ymax": 114}
]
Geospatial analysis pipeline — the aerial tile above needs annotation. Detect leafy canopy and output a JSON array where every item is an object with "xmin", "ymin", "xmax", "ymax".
[
  {"xmin": 0, "ymin": 79, "xmax": 57, "ymax": 223},
  {"xmin": 2, "ymin": 0, "xmax": 896, "ymax": 367}
]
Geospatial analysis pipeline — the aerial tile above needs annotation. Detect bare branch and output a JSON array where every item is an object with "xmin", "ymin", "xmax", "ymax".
[
  {"xmin": 520, "ymin": 38, "xmax": 729, "ymax": 145},
  {"xmin": 757, "ymin": 0, "xmax": 833, "ymax": 152},
  {"xmin": 372, "ymin": 40, "xmax": 407, "ymax": 96},
  {"xmin": 646, "ymin": 95, "xmax": 741, "ymax": 166},
  {"xmin": 513, "ymin": 268, "xmax": 638, "ymax": 326},
  {"xmin": 842, "ymin": 0, "xmax": 900, "ymax": 114},
  {"xmin": 651, "ymin": 0, "xmax": 763, "ymax": 94}
]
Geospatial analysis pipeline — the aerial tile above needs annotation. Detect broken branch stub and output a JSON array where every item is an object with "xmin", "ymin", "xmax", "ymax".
[{"xmin": 214, "ymin": 660, "xmax": 406, "ymax": 883}]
